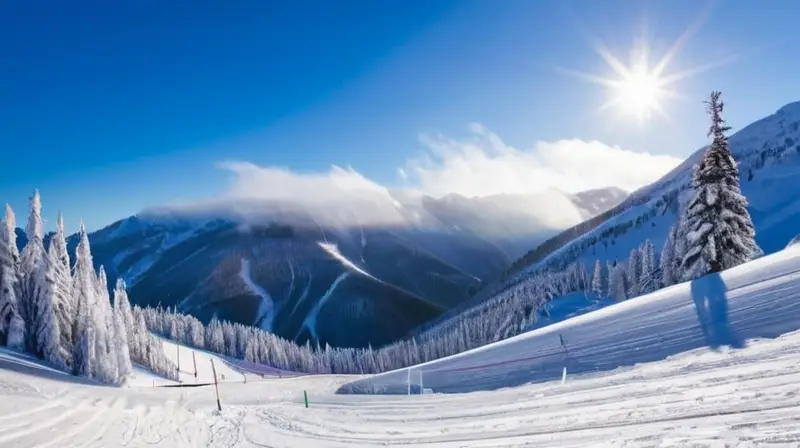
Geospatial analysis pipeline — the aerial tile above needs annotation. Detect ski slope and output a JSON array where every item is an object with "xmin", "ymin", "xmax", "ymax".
[
  {"xmin": 342, "ymin": 246, "xmax": 800, "ymax": 395},
  {"xmin": 2, "ymin": 248, "xmax": 800, "ymax": 446}
]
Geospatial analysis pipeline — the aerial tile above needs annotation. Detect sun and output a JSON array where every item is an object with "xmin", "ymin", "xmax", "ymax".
[
  {"xmin": 555, "ymin": 7, "xmax": 743, "ymax": 127},
  {"xmin": 612, "ymin": 64, "xmax": 665, "ymax": 122}
]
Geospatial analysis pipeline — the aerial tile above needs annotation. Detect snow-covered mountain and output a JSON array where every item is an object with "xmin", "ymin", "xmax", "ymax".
[
  {"xmin": 74, "ymin": 188, "xmax": 625, "ymax": 348},
  {"xmin": 491, "ymin": 100, "xmax": 800, "ymax": 298}
]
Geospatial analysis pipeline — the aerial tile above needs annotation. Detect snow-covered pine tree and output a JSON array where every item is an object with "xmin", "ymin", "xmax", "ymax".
[
  {"xmin": 72, "ymin": 222, "xmax": 98, "ymax": 377},
  {"xmin": 112, "ymin": 280, "xmax": 133, "ymax": 383},
  {"xmin": 113, "ymin": 278, "xmax": 135, "ymax": 346},
  {"xmin": 0, "ymin": 204, "xmax": 23, "ymax": 349},
  {"xmin": 638, "ymin": 240, "xmax": 658, "ymax": 294},
  {"xmin": 660, "ymin": 223, "xmax": 679, "ymax": 287},
  {"xmin": 680, "ymin": 91, "xmax": 761, "ymax": 281},
  {"xmin": 94, "ymin": 266, "xmax": 119, "ymax": 383},
  {"xmin": 627, "ymin": 248, "xmax": 641, "ymax": 298},
  {"xmin": 591, "ymin": 259, "xmax": 604, "ymax": 298},
  {"xmin": 608, "ymin": 262, "xmax": 627, "ymax": 301},
  {"xmin": 47, "ymin": 212, "xmax": 74, "ymax": 364},
  {"xmin": 36, "ymin": 253, "xmax": 64, "ymax": 369},
  {"xmin": 19, "ymin": 191, "xmax": 51, "ymax": 354}
]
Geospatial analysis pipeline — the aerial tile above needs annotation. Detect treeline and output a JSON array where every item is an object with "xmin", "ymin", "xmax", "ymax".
[{"xmin": 0, "ymin": 192, "xmax": 176, "ymax": 384}]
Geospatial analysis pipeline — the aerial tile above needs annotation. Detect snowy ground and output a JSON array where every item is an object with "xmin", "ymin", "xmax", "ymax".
[
  {"xmin": 344, "ymin": 246, "xmax": 800, "ymax": 395},
  {"xmin": 3, "ymin": 331, "xmax": 800, "ymax": 446},
  {"xmin": 3, "ymin": 248, "xmax": 800, "ymax": 446}
]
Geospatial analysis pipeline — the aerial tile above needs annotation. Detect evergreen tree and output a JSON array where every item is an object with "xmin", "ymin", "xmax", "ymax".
[
  {"xmin": 0, "ymin": 205, "xmax": 23, "ymax": 349},
  {"xmin": 680, "ymin": 91, "xmax": 761, "ymax": 281},
  {"xmin": 638, "ymin": 240, "xmax": 658, "ymax": 294},
  {"xmin": 627, "ymin": 248, "xmax": 641, "ymax": 298},
  {"xmin": 72, "ymin": 222, "xmax": 97, "ymax": 377},
  {"xmin": 19, "ymin": 191, "xmax": 50, "ymax": 353},
  {"xmin": 660, "ymin": 224, "xmax": 679, "ymax": 286},
  {"xmin": 93, "ymin": 266, "xmax": 119, "ymax": 383},
  {"xmin": 608, "ymin": 263, "xmax": 628, "ymax": 301},
  {"xmin": 590, "ymin": 259, "xmax": 604, "ymax": 298},
  {"xmin": 113, "ymin": 278, "xmax": 135, "ymax": 346},
  {"xmin": 48, "ymin": 213, "xmax": 74, "ymax": 363},
  {"xmin": 113, "ymin": 281, "xmax": 133, "ymax": 383}
]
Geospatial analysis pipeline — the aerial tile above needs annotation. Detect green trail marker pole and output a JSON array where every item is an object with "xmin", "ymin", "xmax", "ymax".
[{"xmin": 304, "ymin": 390, "xmax": 309, "ymax": 408}]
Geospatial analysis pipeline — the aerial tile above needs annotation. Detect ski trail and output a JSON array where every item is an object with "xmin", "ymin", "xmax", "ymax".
[
  {"xmin": 287, "ymin": 260, "xmax": 296, "ymax": 301},
  {"xmin": 318, "ymin": 241, "xmax": 384, "ymax": 284},
  {"xmin": 239, "ymin": 258, "xmax": 275, "ymax": 332},
  {"xmin": 0, "ymin": 399, "xmax": 62, "ymax": 422},
  {"xmin": 290, "ymin": 274, "xmax": 313, "ymax": 317},
  {"xmin": 72, "ymin": 395, "xmax": 129, "ymax": 448},
  {"xmin": 34, "ymin": 396, "xmax": 126, "ymax": 448},
  {"xmin": 297, "ymin": 272, "xmax": 350, "ymax": 342},
  {"xmin": 0, "ymin": 398, "xmax": 93, "ymax": 445}
]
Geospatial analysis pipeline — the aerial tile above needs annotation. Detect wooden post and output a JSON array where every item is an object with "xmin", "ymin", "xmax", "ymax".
[
  {"xmin": 210, "ymin": 359, "xmax": 222, "ymax": 411},
  {"xmin": 192, "ymin": 351, "xmax": 197, "ymax": 379}
]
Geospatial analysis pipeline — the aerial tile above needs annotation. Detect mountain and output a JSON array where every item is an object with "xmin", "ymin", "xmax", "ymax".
[
  {"xmin": 487, "ymin": 100, "xmax": 800, "ymax": 299},
  {"xmin": 73, "ymin": 188, "xmax": 625, "ymax": 348}
]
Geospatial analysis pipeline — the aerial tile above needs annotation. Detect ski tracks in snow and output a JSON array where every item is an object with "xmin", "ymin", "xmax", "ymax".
[{"xmin": 239, "ymin": 258, "xmax": 276, "ymax": 332}]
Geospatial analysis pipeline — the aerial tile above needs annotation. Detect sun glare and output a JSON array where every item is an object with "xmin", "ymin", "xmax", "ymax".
[
  {"xmin": 614, "ymin": 65, "xmax": 664, "ymax": 121},
  {"xmin": 557, "ymin": 6, "xmax": 743, "ymax": 127}
]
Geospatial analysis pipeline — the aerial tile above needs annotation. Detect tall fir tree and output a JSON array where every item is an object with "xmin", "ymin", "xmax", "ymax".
[
  {"xmin": 591, "ymin": 259, "xmax": 604, "ymax": 298},
  {"xmin": 72, "ymin": 222, "xmax": 98, "ymax": 376},
  {"xmin": 0, "ymin": 204, "xmax": 23, "ymax": 349},
  {"xmin": 19, "ymin": 191, "xmax": 52, "ymax": 354},
  {"xmin": 48, "ymin": 212, "xmax": 74, "ymax": 363},
  {"xmin": 112, "ymin": 280, "xmax": 133, "ymax": 383},
  {"xmin": 638, "ymin": 240, "xmax": 658, "ymax": 294},
  {"xmin": 93, "ymin": 266, "xmax": 119, "ymax": 383},
  {"xmin": 660, "ymin": 223, "xmax": 679, "ymax": 287},
  {"xmin": 608, "ymin": 263, "xmax": 628, "ymax": 301},
  {"xmin": 680, "ymin": 91, "xmax": 761, "ymax": 281},
  {"xmin": 627, "ymin": 247, "xmax": 641, "ymax": 298}
]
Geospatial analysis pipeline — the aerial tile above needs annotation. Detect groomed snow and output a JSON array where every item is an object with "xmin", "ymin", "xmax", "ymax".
[
  {"xmin": 343, "ymin": 246, "xmax": 800, "ymax": 395},
  {"xmin": 3, "ymin": 248, "xmax": 800, "ymax": 446}
]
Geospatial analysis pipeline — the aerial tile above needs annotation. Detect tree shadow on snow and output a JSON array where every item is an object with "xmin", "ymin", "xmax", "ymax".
[
  {"xmin": 0, "ymin": 348, "xmax": 104, "ymax": 388},
  {"xmin": 690, "ymin": 273, "xmax": 745, "ymax": 350}
]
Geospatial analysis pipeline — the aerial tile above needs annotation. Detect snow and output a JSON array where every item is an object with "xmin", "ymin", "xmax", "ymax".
[
  {"xmin": 297, "ymin": 272, "xmax": 350, "ymax": 341},
  {"xmin": 4, "ymin": 247, "xmax": 800, "ymax": 445},
  {"xmin": 344, "ymin": 246, "xmax": 800, "ymax": 395},
  {"xmin": 239, "ymin": 258, "xmax": 275, "ymax": 332},
  {"xmin": 318, "ymin": 241, "xmax": 382, "ymax": 283}
]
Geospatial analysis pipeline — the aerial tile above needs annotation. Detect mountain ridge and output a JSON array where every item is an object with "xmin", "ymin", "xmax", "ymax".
[{"xmin": 13, "ymin": 187, "xmax": 625, "ymax": 348}]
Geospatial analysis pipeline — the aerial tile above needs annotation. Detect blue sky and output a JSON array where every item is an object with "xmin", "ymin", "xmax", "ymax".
[{"xmin": 2, "ymin": 0, "xmax": 799, "ymax": 233}]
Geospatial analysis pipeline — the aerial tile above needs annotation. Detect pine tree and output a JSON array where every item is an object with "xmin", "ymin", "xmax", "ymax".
[
  {"xmin": 627, "ymin": 248, "xmax": 641, "ymax": 298},
  {"xmin": 113, "ymin": 278, "xmax": 135, "ymax": 347},
  {"xmin": 639, "ymin": 240, "xmax": 658, "ymax": 294},
  {"xmin": 608, "ymin": 263, "xmax": 628, "ymax": 301},
  {"xmin": 48, "ymin": 213, "xmax": 74, "ymax": 364},
  {"xmin": 0, "ymin": 205, "xmax": 23, "ymax": 349},
  {"xmin": 660, "ymin": 224, "xmax": 679, "ymax": 286},
  {"xmin": 19, "ymin": 191, "xmax": 51, "ymax": 353},
  {"xmin": 94, "ymin": 266, "xmax": 119, "ymax": 383},
  {"xmin": 680, "ymin": 91, "xmax": 761, "ymax": 281},
  {"xmin": 72, "ymin": 222, "xmax": 98, "ymax": 377},
  {"xmin": 112, "ymin": 282, "xmax": 133, "ymax": 383},
  {"xmin": 591, "ymin": 260, "xmax": 604, "ymax": 298}
]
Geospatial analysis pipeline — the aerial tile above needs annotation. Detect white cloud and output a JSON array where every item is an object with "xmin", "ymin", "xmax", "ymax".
[
  {"xmin": 150, "ymin": 124, "xmax": 681, "ymax": 232},
  {"xmin": 404, "ymin": 123, "xmax": 682, "ymax": 197},
  {"xmin": 218, "ymin": 161, "xmax": 391, "ymax": 206}
]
